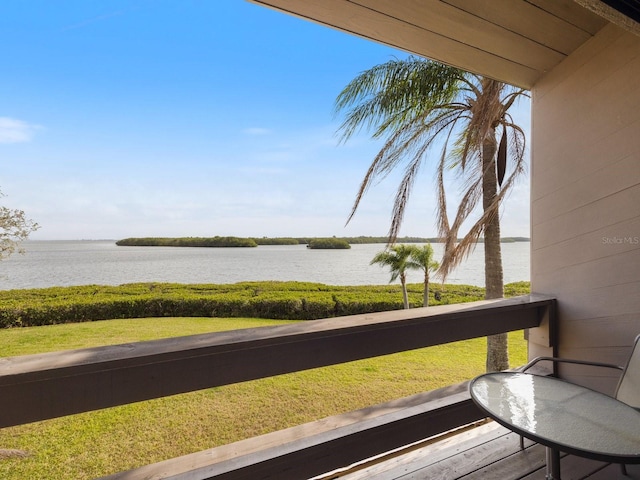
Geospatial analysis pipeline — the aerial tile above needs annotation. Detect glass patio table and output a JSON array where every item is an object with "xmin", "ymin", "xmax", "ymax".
[{"xmin": 470, "ymin": 372, "xmax": 640, "ymax": 480}]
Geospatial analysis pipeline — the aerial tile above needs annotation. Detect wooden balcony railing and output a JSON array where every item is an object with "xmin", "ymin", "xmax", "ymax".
[{"xmin": 0, "ymin": 294, "xmax": 556, "ymax": 479}]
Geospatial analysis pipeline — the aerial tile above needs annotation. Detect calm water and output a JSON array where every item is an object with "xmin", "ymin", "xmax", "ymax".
[{"xmin": 0, "ymin": 241, "xmax": 530, "ymax": 290}]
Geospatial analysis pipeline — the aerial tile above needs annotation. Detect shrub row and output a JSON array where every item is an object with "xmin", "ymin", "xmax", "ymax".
[{"xmin": 0, "ymin": 281, "xmax": 531, "ymax": 328}]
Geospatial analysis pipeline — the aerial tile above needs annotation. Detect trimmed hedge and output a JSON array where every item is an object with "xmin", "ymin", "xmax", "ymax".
[{"xmin": 0, "ymin": 281, "xmax": 531, "ymax": 328}]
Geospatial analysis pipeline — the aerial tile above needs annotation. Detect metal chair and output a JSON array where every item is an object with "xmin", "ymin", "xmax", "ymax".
[{"xmin": 519, "ymin": 334, "xmax": 640, "ymax": 475}]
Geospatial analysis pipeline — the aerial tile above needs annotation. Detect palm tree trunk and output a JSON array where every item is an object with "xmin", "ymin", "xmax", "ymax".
[
  {"xmin": 482, "ymin": 139, "xmax": 504, "ymax": 299},
  {"xmin": 482, "ymin": 123, "xmax": 508, "ymax": 372},
  {"xmin": 400, "ymin": 273, "xmax": 410, "ymax": 309},
  {"xmin": 423, "ymin": 272, "xmax": 429, "ymax": 307}
]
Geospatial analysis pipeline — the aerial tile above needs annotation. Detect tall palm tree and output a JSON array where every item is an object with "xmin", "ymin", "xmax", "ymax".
[
  {"xmin": 335, "ymin": 57, "xmax": 528, "ymax": 371},
  {"xmin": 407, "ymin": 244, "xmax": 439, "ymax": 307},
  {"xmin": 370, "ymin": 244, "xmax": 415, "ymax": 309}
]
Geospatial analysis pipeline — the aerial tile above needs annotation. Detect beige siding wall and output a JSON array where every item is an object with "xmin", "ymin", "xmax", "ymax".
[{"xmin": 530, "ymin": 24, "xmax": 640, "ymax": 391}]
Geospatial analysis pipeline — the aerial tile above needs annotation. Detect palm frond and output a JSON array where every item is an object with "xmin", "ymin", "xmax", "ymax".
[
  {"xmin": 436, "ymin": 146, "xmax": 450, "ymax": 242},
  {"xmin": 437, "ymin": 127, "xmax": 527, "ymax": 280},
  {"xmin": 336, "ymin": 58, "xmax": 529, "ymax": 286},
  {"xmin": 497, "ymin": 124, "xmax": 507, "ymax": 187},
  {"xmin": 334, "ymin": 57, "xmax": 466, "ymax": 143},
  {"xmin": 346, "ymin": 104, "xmax": 467, "ymax": 226},
  {"xmin": 388, "ymin": 159, "xmax": 421, "ymax": 244},
  {"xmin": 437, "ymin": 175, "xmax": 483, "ymax": 279}
]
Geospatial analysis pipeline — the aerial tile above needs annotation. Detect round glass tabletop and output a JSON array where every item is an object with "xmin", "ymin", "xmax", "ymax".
[{"xmin": 470, "ymin": 372, "xmax": 640, "ymax": 463}]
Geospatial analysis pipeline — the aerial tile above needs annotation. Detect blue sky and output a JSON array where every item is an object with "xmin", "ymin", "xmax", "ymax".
[{"xmin": 1, "ymin": 0, "xmax": 531, "ymax": 240}]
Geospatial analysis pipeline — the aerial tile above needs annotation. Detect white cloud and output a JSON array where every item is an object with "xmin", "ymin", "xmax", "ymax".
[
  {"xmin": 0, "ymin": 117, "xmax": 40, "ymax": 143},
  {"xmin": 243, "ymin": 127, "xmax": 272, "ymax": 136}
]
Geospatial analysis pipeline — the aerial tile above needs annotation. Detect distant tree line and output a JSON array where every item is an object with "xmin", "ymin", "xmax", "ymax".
[
  {"xmin": 307, "ymin": 238, "xmax": 350, "ymax": 249},
  {"xmin": 116, "ymin": 236, "xmax": 530, "ymax": 248},
  {"xmin": 115, "ymin": 237, "xmax": 258, "ymax": 247}
]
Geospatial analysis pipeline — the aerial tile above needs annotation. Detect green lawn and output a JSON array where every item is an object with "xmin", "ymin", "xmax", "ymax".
[{"xmin": 0, "ymin": 317, "xmax": 527, "ymax": 479}]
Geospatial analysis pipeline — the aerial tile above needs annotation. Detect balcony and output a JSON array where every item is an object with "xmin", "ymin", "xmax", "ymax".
[
  {"xmin": 5, "ymin": 293, "xmax": 619, "ymax": 479},
  {"xmin": 316, "ymin": 421, "xmax": 640, "ymax": 479}
]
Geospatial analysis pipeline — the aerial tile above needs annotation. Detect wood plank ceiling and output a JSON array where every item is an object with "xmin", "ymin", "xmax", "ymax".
[{"xmin": 249, "ymin": 0, "xmax": 616, "ymax": 89}]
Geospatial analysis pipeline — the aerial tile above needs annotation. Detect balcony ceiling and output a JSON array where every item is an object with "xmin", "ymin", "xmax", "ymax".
[{"xmin": 250, "ymin": 0, "xmax": 640, "ymax": 89}]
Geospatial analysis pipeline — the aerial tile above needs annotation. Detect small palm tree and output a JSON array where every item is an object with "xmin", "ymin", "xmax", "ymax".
[
  {"xmin": 407, "ymin": 244, "xmax": 439, "ymax": 307},
  {"xmin": 370, "ymin": 244, "xmax": 414, "ymax": 309}
]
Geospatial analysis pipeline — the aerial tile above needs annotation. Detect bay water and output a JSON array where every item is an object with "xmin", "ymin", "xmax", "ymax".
[{"xmin": 0, "ymin": 240, "xmax": 530, "ymax": 291}]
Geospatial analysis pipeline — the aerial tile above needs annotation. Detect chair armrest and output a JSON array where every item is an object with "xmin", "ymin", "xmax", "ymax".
[{"xmin": 520, "ymin": 356, "xmax": 624, "ymax": 375}]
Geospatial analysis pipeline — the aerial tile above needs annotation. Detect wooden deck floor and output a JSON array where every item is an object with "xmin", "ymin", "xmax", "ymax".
[{"xmin": 317, "ymin": 421, "xmax": 640, "ymax": 480}]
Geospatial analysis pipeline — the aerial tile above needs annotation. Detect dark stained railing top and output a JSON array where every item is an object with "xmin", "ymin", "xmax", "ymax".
[{"xmin": 0, "ymin": 294, "xmax": 555, "ymax": 428}]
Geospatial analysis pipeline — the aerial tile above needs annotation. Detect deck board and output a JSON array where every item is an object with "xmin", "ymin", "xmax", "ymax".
[{"xmin": 329, "ymin": 420, "xmax": 640, "ymax": 480}]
